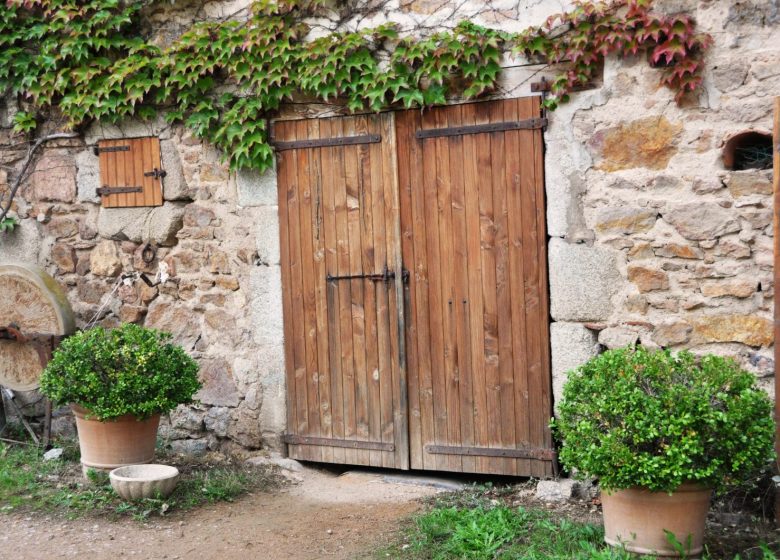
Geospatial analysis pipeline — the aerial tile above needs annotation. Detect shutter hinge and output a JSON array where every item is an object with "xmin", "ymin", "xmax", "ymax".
[
  {"xmin": 96, "ymin": 186, "xmax": 143, "ymax": 196},
  {"xmin": 93, "ymin": 145, "xmax": 130, "ymax": 155}
]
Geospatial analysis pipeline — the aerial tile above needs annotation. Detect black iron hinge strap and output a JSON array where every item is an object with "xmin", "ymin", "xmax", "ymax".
[
  {"xmin": 415, "ymin": 118, "xmax": 547, "ymax": 139},
  {"xmin": 274, "ymin": 134, "xmax": 381, "ymax": 151},
  {"xmin": 93, "ymin": 145, "xmax": 130, "ymax": 155},
  {"xmin": 96, "ymin": 186, "xmax": 143, "ymax": 196}
]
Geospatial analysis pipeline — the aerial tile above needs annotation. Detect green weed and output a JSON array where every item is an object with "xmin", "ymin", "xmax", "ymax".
[{"xmin": 0, "ymin": 436, "xmax": 284, "ymax": 521}]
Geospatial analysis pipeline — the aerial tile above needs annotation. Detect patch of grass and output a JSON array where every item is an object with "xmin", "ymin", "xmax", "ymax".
[
  {"xmin": 0, "ymin": 435, "xmax": 285, "ymax": 521},
  {"xmin": 381, "ymin": 488, "xmax": 779, "ymax": 560}
]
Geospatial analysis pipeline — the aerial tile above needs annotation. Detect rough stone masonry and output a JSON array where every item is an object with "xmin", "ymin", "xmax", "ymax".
[{"xmin": 0, "ymin": 0, "xmax": 777, "ymax": 455}]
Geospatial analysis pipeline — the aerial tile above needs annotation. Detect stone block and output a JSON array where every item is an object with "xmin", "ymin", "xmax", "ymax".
[
  {"xmin": 97, "ymin": 203, "xmax": 185, "ymax": 246},
  {"xmin": 652, "ymin": 321, "xmax": 692, "ymax": 347},
  {"xmin": 160, "ymin": 140, "xmax": 195, "ymax": 201},
  {"xmin": 0, "ymin": 221, "xmax": 42, "ymax": 264},
  {"xmin": 169, "ymin": 437, "xmax": 209, "ymax": 456},
  {"xmin": 594, "ymin": 207, "xmax": 656, "ymax": 235},
  {"xmin": 726, "ymin": 170, "xmax": 773, "ymax": 198},
  {"xmin": 250, "ymin": 265, "xmax": 284, "ymax": 344},
  {"xmin": 50, "ymin": 242, "xmax": 76, "ymax": 273},
  {"xmin": 145, "ymin": 299, "xmax": 200, "ymax": 347},
  {"xmin": 548, "ymin": 238, "xmax": 620, "ymax": 322},
  {"xmin": 32, "ymin": 153, "xmax": 76, "ymax": 202},
  {"xmin": 197, "ymin": 358, "xmax": 241, "ymax": 407},
  {"xmin": 204, "ymin": 406, "xmax": 231, "ymax": 437},
  {"xmin": 90, "ymin": 240, "xmax": 122, "ymax": 277},
  {"xmin": 653, "ymin": 243, "xmax": 703, "ymax": 260},
  {"xmin": 627, "ymin": 264, "xmax": 669, "ymax": 293},
  {"xmin": 84, "ymin": 117, "xmax": 170, "ymax": 145},
  {"xmin": 700, "ymin": 278, "xmax": 756, "ymax": 298},
  {"xmin": 255, "ymin": 206, "xmax": 280, "ymax": 265},
  {"xmin": 550, "ymin": 322, "xmax": 599, "ymax": 411},
  {"xmin": 598, "ymin": 326, "xmax": 639, "ymax": 349},
  {"xmin": 662, "ymin": 203, "xmax": 740, "ymax": 241},
  {"xmin": 535, "ymin": 479, "xmax": 580, "ymax": 502},
  {"xmin": 237, "ymin": 165, "xmax": 277, "ymax": 207},
  {"xmin": 75, "ymin": 149, "xmax": 100, "ymax": 203},
  {"xmin": 45, "ymin": 217, "xmax": 79, "ymax": 239},
  {"xmin": 591, "ymin": 116, "xmax": 682, "ymax": 172},
  {"xmin": 691, "ymin": 314, "xmax": 772, "ymax": 347}
]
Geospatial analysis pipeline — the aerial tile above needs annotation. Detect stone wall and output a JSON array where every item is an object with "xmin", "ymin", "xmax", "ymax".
[{"xmin": 0, "ymin": 0, "xmax": 778, "ymax": 455}]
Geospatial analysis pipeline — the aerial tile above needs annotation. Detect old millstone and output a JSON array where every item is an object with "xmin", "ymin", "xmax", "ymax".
[{"xmin": 0, "ymin": 262, "xmax": 75, "ymax": 390}]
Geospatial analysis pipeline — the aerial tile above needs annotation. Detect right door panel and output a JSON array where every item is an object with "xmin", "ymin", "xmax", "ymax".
[{"xmin": 396, "ymin": 97, "xmax": 554, "ymax": 476}]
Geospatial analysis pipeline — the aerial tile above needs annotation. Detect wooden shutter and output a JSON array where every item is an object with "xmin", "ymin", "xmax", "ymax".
[{"xmin": 96, "ymin": 137, "xmax": 164, "ymax": 208}]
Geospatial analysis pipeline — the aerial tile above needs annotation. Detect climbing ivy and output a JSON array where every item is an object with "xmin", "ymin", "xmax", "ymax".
[{"xmin": 0, "ymin": 0, "xmax": 711, "ymax": 173}]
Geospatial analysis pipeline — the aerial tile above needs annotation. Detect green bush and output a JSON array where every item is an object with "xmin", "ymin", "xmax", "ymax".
[
  {"xmin": 40, "ymin": 323, "xmax": 201, "ymax": 421},
  {"xmin": 553, "ymin": 346, "xmax": 774, "ymax": 493}
]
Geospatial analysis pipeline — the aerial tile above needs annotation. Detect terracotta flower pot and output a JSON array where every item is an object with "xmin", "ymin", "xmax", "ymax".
[
  {"xmin": 71, "ymin": 404, "xmax": 161, "ymax": 473},
  {"xmin": 601, "ymin": 483, "xmax": 712, "ymax": 557}
]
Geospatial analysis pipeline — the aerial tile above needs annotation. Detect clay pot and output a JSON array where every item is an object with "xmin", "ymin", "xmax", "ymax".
[
  {"xmin": 72, "ymin": 405, "xmax": 160, "ymax": 473},
  {"xmin": 602, "ymin": 483, "xmax": 712, "ymax": 557}
]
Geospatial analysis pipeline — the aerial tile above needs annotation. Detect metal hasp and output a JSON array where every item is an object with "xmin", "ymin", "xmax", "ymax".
[
  {"xmin": 96, "ymin": 186, "xmax": 143, "ymax": 196},
  {"xmin": 144, "ymin": 168, "xmax": 167, "ymax": 180},
  {"xmin": 415, "ymin": 118, "xmax": 547, "ymax": 139},
  {"xmin": 274, "ymin": 133, "xmax": 381, "ymax": 151},
  {"xmin": 327, "ymin": 265, "xmax": 397, "ymax": 284}
]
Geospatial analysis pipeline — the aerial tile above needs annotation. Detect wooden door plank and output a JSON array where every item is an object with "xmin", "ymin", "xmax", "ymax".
[
  {"xmin": 396, "ymin": 110, "xmax": 423, "ymax": 470},
  {"xmin": 286, "ymin": 125, "xmax": 311, "ymax": 457},
  {"xmin": 381, "ymin": 112, "xmax": 409, "ymax": 470},
  {"xmin": 319, "ymin": 118, "xmax": 347, "ymax": 466},
  {"xmin": 503, "ymin": 99, "xmax": 532, "ymax": 475},
  {"xmin": 420, "ymin": 109, "xmax": 449, "ymax": 472},
  {"xmin": 460, "ymin": 102, "xmax": 489, "ymax": 474},
  {"xmin": 445, "ymin": 104, "xmax": 476, "ymax": 474},
  {"xmin": 517, "ymin": 97, "xmax": 546, "ymax": 477},
  {"xmin": 129, "ymin": 139, "xmax": 143, "ymax": 207},
  {"xmin": 343, "ymin": 117, "xmax": 371, "ymax": 466},
  {"xmin": 293, "ymin": 120, "xmax": 322, "ymax": 462},
  {"xmin": 473, "ymin": 101, "xmax": 503, "ymax": 475},
  {"xmin": 530, "ymin": 97, "xmax": 553, "ymax": 477},
  {"xmin": 432, "ymin": 107, "xmax": 462, "ymax": 473},
  {"xmin": 306, "ymin": 119, "xmax": 334, "ymax": 465},
  {"xmin": 275, "ymin": 121, "xmax": 300, "ymax": 458},
  {"xmin": 489, "ymin": 100, "xmax": 517, "ymax": 476},
  {"xmin": 354, "ymin": 115, "xmax": 382, "ymax": 467},
  {"xmin": 368, "ymin": 115, "xmax": 392, "ymax": 468},
  {"xmin": 331, "ymin": 118, "xmax": 359, "ymax": 466}
]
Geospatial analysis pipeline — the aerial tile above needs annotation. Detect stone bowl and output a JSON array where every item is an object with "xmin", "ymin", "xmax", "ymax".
[{"xmin": 109, "ymin": 464, "xmax": 180, "ymax": 500}]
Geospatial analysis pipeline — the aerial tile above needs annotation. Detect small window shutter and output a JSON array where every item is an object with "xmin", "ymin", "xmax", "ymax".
[{"xmin": 95, "ymin": 137, "xmax": 164, "ymax": 208}]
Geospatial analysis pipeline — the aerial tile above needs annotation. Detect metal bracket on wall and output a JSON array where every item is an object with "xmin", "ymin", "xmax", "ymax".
[{"xmin": 93, "ymin": 145, "xmax": 130, "ymax": 155}]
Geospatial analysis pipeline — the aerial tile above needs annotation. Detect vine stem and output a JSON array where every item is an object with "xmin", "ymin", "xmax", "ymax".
[{"xmin": 0, "ymin": 132, "xmax": 80, "ymax": 224}]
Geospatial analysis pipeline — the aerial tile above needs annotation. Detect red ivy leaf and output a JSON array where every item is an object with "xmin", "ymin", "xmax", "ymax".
[{"xmin": 652, "ymin": 37, "xmax": 687, "ymax": 65}]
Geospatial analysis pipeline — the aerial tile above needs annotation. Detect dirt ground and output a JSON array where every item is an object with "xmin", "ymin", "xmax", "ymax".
[{"xmin": 0, "ymin": 465, "xmax": 445, "ymax": 560}]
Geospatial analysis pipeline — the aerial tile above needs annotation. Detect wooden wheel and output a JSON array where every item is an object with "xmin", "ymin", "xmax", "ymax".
[{"xmin": 0, "ymin": 262, "xmax": 75, "ymax": 391}]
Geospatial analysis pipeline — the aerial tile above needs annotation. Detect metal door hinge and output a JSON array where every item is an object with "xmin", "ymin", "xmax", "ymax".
[{"xmin": 93, "ymin": 145, "xmax": 130, "ymax": 155}]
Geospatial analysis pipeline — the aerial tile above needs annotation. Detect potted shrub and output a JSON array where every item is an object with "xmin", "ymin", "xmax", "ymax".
[
  {"xmin": 553, "ymin": 346, "xmax": 774, "ymax": 557},
  {"xmin": 40, "ymin": 323, "xmax": 201, "ymax": 474}
]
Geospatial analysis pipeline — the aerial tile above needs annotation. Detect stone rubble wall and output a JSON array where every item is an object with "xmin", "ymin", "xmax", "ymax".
[{"xmin": 0, "ymin": 0, "xmax": 777, "ymax": 454}]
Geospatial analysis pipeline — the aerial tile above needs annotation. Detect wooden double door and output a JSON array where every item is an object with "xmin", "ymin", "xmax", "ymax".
[{"xmin": 276, "ymin": 97, "xmax": 553, "ymax": 476}]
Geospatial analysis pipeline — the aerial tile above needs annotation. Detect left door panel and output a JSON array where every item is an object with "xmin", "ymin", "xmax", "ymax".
[{"xmin": 276, "ymin": 113, "xmax": 408, "ymax": 469}]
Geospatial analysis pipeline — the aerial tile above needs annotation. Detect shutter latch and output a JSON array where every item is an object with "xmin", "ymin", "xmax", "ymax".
[{"xmin": 144, "ymin": 168, "xmax": 167, "ymax": 180}]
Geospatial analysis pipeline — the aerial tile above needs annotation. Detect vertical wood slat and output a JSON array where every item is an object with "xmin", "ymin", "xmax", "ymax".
[
  {"xmin": 504, "ymin": 99, "xmax": 532, "ymax": 475},
  {"xmin": 382, "ymin": 112, "xmax": 410, "ymax": 470},
  {"xmin": 294, "ymin": 119, "xmax": 322, "ymax": 463},
  {"xmin": 276, "ymin": 121, "xmax": 299, "ymax": 462},
  {"xmin": 320, "ymin": 118, "xmax": 346, "ymax": 466},
  {"xmin": 96, "ymin": 137, "xmax": 163, "ymax": 208}
]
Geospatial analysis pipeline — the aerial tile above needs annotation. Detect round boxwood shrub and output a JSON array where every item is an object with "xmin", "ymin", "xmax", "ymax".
[
  {"xmin": 40, "ymin": 323, "xmax": 201, "ymax": 421},
  {"xmin": 553, "ymin": 346, "xmax": 774, "ymax": 493}
]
